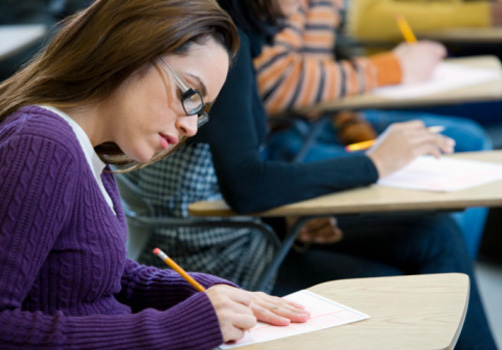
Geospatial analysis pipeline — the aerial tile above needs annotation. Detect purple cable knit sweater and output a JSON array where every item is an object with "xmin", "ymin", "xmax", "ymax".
[{"xmin": 0, "ymin": 106, "xmax": 231, "ymax": 350}]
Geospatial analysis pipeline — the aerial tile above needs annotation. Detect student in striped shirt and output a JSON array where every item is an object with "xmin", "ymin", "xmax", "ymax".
[{"xmin": 253, "ymin": 0, "xmax": 492, "ymax": 260}]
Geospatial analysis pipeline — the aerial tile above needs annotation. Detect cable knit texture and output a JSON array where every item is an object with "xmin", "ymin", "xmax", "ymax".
[{"xmin": 0, "ymin": 106, "xmax": 229, "ymax": 350}]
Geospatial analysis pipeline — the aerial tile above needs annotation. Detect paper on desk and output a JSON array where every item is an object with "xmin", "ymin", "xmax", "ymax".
[
  {"xmin": 218, "ymin": 290, "xmax": 369, "ymax": 349},
  {"xmin": 371, "ymin": 62, "xmax": 501, "ymax": 99},
  {"xmin": 377, "ymin": 156, "xmax": 502, "ymax": 192}
]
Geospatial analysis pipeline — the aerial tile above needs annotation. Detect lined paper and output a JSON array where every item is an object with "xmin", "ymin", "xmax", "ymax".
[{"xmin": 219, "ymin": 290, "xmax": 369, "ymax": 349}]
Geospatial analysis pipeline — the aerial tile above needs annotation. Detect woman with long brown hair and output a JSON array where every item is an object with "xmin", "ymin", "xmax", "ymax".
[{"xmin": 0, "ymin": 0, "xmax": 309, "ymax": 348}]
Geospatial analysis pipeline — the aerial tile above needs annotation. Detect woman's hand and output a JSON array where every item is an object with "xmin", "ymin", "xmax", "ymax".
[
  {"xmin": 206, "ymin": 285, "xmax": 257, "ymax": 343},
  {"xmin": 366, "ymin": 120, "xmax": 455, "ymax": 178},
  {"xmin": 287, "ymin": 216, "xmax": 343, "ymax": 245},
  {"xmin": 393, "ymin": 40, "xmax": 446, "ymax": 84},
  {"xmin": 248, "ymin": 291, "xmax": 310, "ymax": 325},
  {"xmin": 206, "ymin": 285, "xmax": 310, "ymax": 343}
]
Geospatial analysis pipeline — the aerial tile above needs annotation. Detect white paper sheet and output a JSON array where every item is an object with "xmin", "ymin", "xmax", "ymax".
[
  {"xmin": 218, "ymin": 290, "xmax": 369, "ymax": 349},
  {"xmin": 377, "ymin": 155, "xmax": 502, "ymax": 192},
  {"xmin": 371, "ymin": 62, "xmax": 502, "ymax": 99}
]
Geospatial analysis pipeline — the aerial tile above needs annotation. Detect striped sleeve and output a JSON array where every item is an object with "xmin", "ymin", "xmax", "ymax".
[{"xmin": 254, "ymin": 0, "xmax": 402, "ymax": 115}]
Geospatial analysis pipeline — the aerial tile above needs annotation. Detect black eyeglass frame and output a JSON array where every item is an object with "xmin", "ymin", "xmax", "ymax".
[{"xmin": 159, "ymin": 58, "xmax": 209, "ymax": 128}]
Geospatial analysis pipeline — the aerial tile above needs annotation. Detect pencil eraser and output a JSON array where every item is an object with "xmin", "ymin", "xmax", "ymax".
[{"xmin": 153, "ymin": 248, "xmax": 161, "ymax": 255}]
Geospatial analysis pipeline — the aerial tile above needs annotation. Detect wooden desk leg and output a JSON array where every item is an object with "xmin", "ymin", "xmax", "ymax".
[{"xmin": 257, "ymin": 216, "xmax": 317, "ymax": 291}]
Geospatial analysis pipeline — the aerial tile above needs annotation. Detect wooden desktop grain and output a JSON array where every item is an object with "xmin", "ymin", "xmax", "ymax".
[{"xmin": 234, "ymin": 273, "xmax": 469, "ymax": 350}]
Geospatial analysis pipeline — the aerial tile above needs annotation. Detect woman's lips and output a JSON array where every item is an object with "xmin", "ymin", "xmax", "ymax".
[{"xmin": 159, "ymin": 133, "xmax": 178, "ymax": 150}]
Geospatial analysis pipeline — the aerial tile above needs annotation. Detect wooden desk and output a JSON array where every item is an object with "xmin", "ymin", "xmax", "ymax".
[
  {"xmin": 189, "ymin": 150, "xmax": 502, "ymax": 290},
  {"xmin": 296, "ymin": 56, "xmax": 502, "ymax": 114},
  {"xmin": 421, "ymin": 27, "xmax": 502, "ymax": 43},
  {"xmin": 360, "ymin": 28, "xmax": 502, "ymax": 46},
  {"xmin": 238, "ymin": 273, "xmax": 469, "ymax": 350},
  {"xmin": 189, "ymin": 150, "xmax": 502, "ymax": 218},
  {"xmin": 0, "ymin": 24, "xmax": 47, "ymax": 61}
]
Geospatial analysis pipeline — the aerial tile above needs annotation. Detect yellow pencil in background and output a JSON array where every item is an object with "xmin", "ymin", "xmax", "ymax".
[
  {"xmin": 345, "ymin": 126, "xmax": 445, "ymax": 152},
  {"xmin": 345, "ymin": 139, "xmax": 376, "ymax": 152},
  {"xmin": 153, "ymin": 247, "xmax": 206, "ymax": 292},
  {"xmin": 395, "ymin": 14, "xmax": 417, "ymax": 44}
]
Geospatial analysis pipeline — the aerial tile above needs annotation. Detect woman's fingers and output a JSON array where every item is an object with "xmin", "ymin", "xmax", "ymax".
[
  {"xmin": 206, "ymin": 285, "xmax": 257, "ymax": 343},
  {"xmin": 367, "ymin": 120, "xmax": 455, "ymax": 177},
  {"xmin": 249, "ymin": 292, "xmax": 310, "ymax": 325},
  {"xmin": 393, "ymin": 40, "xmax": 446, "ymax": 83}
]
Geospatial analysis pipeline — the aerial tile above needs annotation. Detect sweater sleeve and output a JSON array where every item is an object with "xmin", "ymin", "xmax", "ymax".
[
  {"xmin": 116, "ymin": 259, "xmax": 238, "ymax": 312},
  {"xmin": 1, "ymin": 294, "xmax": 223, "ymax": 350},
  {"xmin": 0, "ymin": 135, "xmax": 224, "ymax": 350},
  {"xmin": 347, "ymin": 0, "xmax": 491, "ymax": 42},
  {"xmin": 193, "ymin": 30, "xmax": 379, "ymax": 214},
  {"xmin": 253, "ymin": 0, "xmax": 401, "ymax": 115}
]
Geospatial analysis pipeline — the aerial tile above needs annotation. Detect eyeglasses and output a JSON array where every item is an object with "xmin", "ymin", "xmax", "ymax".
[{"xmin": 159, "ymin": 58, "xmax": 209, "ymax": 128}]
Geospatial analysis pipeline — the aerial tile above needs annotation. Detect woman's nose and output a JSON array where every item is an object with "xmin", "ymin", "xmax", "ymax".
[{"xmin": 176, "ymin": 114, "xmax": 198, "ymax": 137}]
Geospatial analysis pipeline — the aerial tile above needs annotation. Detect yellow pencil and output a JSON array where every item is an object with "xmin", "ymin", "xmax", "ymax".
[
  {"xmin": 345, "ymin": 139, "xmax": 375, "ymax": 152},
  {"xmin": 153, "ymin": 247, "xmax": 206, "ymax": 292},
  {"xmin": 395, "ymin": 14, "xmax": 417, "ymax": 44},
  {"xmin": 345, "ymin": 126, "xmax": 445, "ymax": 152}
]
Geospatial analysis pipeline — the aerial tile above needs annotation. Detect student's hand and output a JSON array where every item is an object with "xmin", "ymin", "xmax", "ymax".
[
  {"xmin": 366, "ymin": 120, "xmax": 455, "ymax": 178},
  {"xmin": 206, "ymin": 285, "xmax": 310, "ymax": 343},
  {"xmin": 248, "ymin": 291, "xmax": 310, "ymax": 325},
  {"xmin": 206, "ymin": 285, "xmax": 257, "ymax": 343},
  {"xmin": 287, "ymin": 216, "xmax": 343, "ymax": 244},
  {"xmin": 393, "ymin": 40, "xmax": 446, "ymax": 84}
]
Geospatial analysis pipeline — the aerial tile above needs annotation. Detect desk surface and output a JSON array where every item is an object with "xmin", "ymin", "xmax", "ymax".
[
  {"xmin": 360, "ymin": 27, "xmax": 502, "ymax": 45},
  {"xmin": 0, "ymin": 24, "xmax": 47, "ymax": 60},
  {"xmin": 238, "ymin": 273, "xmax": 468, "ymax": 350},
  {"xmin": 422, "ymin": 27, "xmax": 502, "ymax": 43},
  {"xmin": 189, "ymin": 150, "xmax": 502, "ymax": 218},
  {"xmin": 297, "ymin": 55, "xmax": 502, "ymax": 114}
]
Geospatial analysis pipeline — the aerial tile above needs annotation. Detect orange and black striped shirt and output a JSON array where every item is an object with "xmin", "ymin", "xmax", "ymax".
[{"xmin": 254, "ymin": 0, "xmax": 402, "ymax": 115}]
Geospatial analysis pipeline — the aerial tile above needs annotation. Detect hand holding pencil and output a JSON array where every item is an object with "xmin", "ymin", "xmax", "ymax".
[
  {"xmin": 346, "ymin": 125, "xmax": 445, "ymax": 152},
  {"xmin": 152, "ymin": 248, "xmax": 309, "ymax": 344},
  {"xmin": 392, "ymin": 14, "xmax": 446, "ymax": 84},
  {"xmin": 365, "ymin": 120, "xmax": 455, "ymax": 178}
]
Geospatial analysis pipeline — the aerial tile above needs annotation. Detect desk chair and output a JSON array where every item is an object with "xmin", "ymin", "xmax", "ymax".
[{"xmin": 114, "ymin": 172, "xmax": 282, "ymax": 291}]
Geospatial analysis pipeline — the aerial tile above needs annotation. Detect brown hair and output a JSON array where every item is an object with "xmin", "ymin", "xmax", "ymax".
[{"xmin": 0, "ymin": 0, "xmax": 239, "ymax": 171}]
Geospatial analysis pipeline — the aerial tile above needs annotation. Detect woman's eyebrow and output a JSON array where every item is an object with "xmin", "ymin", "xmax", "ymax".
[{"xmin": 187, "ymin": 73, "xmax": 207, "ymax": 97}]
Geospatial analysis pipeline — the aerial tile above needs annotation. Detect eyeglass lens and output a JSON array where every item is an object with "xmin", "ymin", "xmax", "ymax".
[{"xmin": 182, "ymin": 90, "xmax": 203, "ymax": 115}]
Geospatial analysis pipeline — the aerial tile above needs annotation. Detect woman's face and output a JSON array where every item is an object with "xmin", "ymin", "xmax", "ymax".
[
  {"xmin": 275, "ymin": 0, "xmax": 300, "ymax": 17},
  {"xmin": 105, "ymin": 37, "xmax": 229, "ymax": 163}
]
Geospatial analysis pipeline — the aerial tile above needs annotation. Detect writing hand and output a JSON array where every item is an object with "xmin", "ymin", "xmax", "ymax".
[
  {"xmin": 248, "ymin": 291, "xmax": 310, "ymax": 325},
  {"xmin": 393, "ymin": 40, "xmax": 446, "ymax": 84},
  {"xmin": 206, "ymin": 285, "xmax": 256, "ymax": 343},
  {"xmin": 366, "ymin": 120, "xmax": 455, "ymax": 178},
  {"xmin": 206, "ymin": 285, "xmax": 310, "ymax": 343}
]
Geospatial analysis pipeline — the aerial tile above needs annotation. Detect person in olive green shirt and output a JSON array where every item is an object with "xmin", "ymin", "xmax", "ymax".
[{"xmin": 347, "ymin": 0, "xmax": 502, "ymax": 42}]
